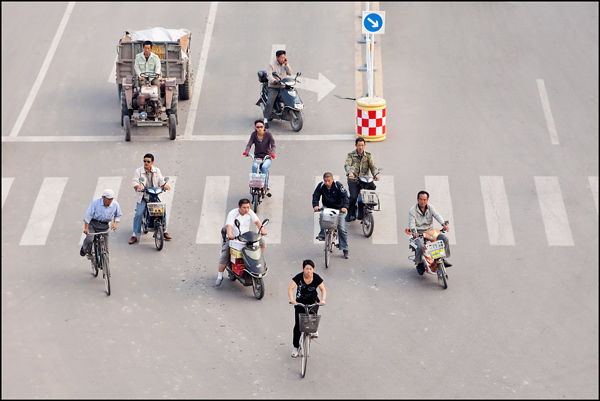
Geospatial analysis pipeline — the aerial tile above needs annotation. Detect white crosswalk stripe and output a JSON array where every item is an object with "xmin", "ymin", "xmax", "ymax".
[
  {"xmin": 590, "ymin": 176, "xmax": 598, "ymax": 215},
  {"xmin": 425, "ymin": 176, "xmax": 456, "ymax": 245},
  {"xmin": 371, "ymin": 175, "xmax": 398, "ymax": 245},
  {"xmin": 20, "ymin": 177, "xmax": 68, "ymax": 246},
  {"xmin": 2, "ymin": 177, "xmax": 14, "ymax": 209},
  {"xmin": 196, "ymin": 176, "xmax": 230, "ymax": 244},
  {"xmin": 78, "ymin": 176, "xmax": 124, "ymax": 245},
  {"xmin": 6, "ymin": 174, "xmax": 596, "ymax": 248},
  {"xmin": 480, "ymin": 176, "xmax": 516, "ymax": 246},
  {"xmin": 535, "ymin": 176, "xmax": 574, "ymax": 246}
]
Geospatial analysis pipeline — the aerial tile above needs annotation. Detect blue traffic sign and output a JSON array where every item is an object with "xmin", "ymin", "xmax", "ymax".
[{"xmin": 362, "ymin": 11, "xmax": 385, "ymax": 34}]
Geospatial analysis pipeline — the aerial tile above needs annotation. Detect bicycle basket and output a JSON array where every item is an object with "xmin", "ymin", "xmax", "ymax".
[
  {"xmin": 360, "ymin": 189, "xmax": 380, "ymax": 210},
  {"xmin": 249, "ymin": 173, "xmax": 266, "ymax": 188},
  {"xmin": 321, "ymin": 208, "xmax": 339, "ymax": 229},
  {"xmin": 147, "ymin": 202, "xmax": 166, "ymax": 216},
  {"xmin": 299, "ymin": 313, "xmax": 321, "ymax": 333}
]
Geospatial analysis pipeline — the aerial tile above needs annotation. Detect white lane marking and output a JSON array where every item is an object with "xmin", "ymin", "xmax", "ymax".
[
  {"xmin": 20, "ymin": 177, "xmax": 68, "ymax": 246},
  {"xmin": 9, "ymin": 2, "xmax": 75, "ymax": 137},
  {"xmin": 196, "ymin": 176, "xmax": 229, "ymax": 244},
  {"xmin": 2, "ymin": 134, "xmax": 356, "ymax": 142},
  {"xmin": 314, "ymin": 176, "xmax": 340, "ymax": 244},
  {"xmin": 138, "ymin": 176, "xmax": 177, "ymax": 245},
  {"xmin": 371, "ymin": 175, "xmax": 397, "ymax": 244},
  {"xmin": 537, "ymin": 79, "xmax": 559, "ymax": 145},
  {"xmin": 257, "ymin": 175, "xmax": 284, "ymax": 244},
  {"xmin": 271, "ymin": 44, "xmax": 285, "ymax": 60},
  {"xmin": 590, "ymin": 176, "xmax": 599, "ymax": 215},
  {"xmin": 535, "ymin": 176, "xmax": 574, "ymax": 246},
  {"xmin": 184, "ymin": 2, "xmax": 218, "ymax": 139},
  {"xmin": 480, "ymin": 176, "xmax": 515, "ymax": 246},
  {"xmin": 2, "ymin": 178, "xmax": 15, "ymax": 208},
  {"xmin": 79, "ymin": 176, "xmax": 123, "ymax": 245},
  {"xmin": 108, "ymin": 55, "xmax": 117, "ymax": 83},
  {"xmin": 425, "ymin": 176, "xmax": 456, "ymax": 244}
]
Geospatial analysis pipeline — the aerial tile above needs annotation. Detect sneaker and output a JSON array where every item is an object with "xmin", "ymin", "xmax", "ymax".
[
  {"xmin": 343, "ymin": 250, "xmax": 349, "ymax": 259},
  {"xmin": 316, "ymin": 235, "xmax": 325, "ymax": 241},
  {"xmin": 86, "ymin": 252, "xmax": 93, "ymax": 260},
  {"xmin": 79, "ymin": 248, "xmax": 85, "ymax": 257},
  {"xmin": 291, "ymin": 348, "xmax": 299, "ymax": 358},
  {"xmin": 416, "ymin": 263, "xmax": 425, "ymax": 275},
  {"xmin": 215, "ymin": 277, "xmax": 223, "ymax": 286},
  {"xmin": 265, "ymin": 122, "xmax": 269, "ymax": 129},
  {"xmin": 443, "ymin": 260, "xmax": 452, "ymax": 268},
  {"xmin": 312, "ymin": 331, "xmax": 319, "ymax": 339}
]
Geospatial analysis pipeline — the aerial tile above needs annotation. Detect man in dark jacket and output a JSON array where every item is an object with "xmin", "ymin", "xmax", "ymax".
[{"xmin": 312, "ymin": 172, "xmax": 350, "ymax": 259}]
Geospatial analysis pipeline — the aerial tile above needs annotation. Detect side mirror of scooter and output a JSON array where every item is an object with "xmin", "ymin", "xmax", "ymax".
[
  {"xmin": 163, "ymin": 177, "xmax": 169, "ymax": 183},
  {"xmin": 260, "ymin": 218, "xmax": 270, "ymax": 229},
  {"xmin": 272, "ymin": 72, "xmax": 281, "ymax": 80}
]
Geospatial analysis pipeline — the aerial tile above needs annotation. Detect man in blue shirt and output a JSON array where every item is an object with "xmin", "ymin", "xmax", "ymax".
[{"xmin": 80, "ymin": 189, "xmax": 122, "ymax": 258}]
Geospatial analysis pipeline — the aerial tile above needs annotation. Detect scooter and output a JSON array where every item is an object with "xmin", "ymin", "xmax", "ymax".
[
  {"xmin": 138, "ymin": 176, "xmax": 169, "ymax": 251},
  {"xmin": 246, "ymin": 153, "xmax": 272, "ymax": 213},
  {"xmin": 348, "ymin": 167, "xmax": 382, "ymax": 238},
  {"xmin": 225, "ymin": 218, "xmax": 270, "ymax": 300},
  {"xmin": 256, "ymin": 70, "xmax": 304, "ymax": 132},
  {"xmin": 404, "ymin": 223, "xmax": 450, "ymax": 289}
]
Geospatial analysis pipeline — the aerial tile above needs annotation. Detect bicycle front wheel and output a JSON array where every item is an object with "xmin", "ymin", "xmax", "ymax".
[
  {"xmin": 362, "ymin": 211, "xmax": 374, "ymax": 237},
  {"xmin": 252, "ymin": 192, "xmax": 260, "ymax": 213},
  {"xmin": 301, "ymin": 333, "xmax": 309, "ymax": 378},
  {"xmin": 102, "ymin": 252, "xmax": 111, "ymax": 296},
  {"xmin": 324, "ymin": 233, "xmax": 331, "ymax": 269}
]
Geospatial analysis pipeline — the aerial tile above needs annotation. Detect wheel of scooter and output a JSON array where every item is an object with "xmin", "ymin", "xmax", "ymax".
[
  {"xmin": 290, "ymin": 110, "xmax": 303, "ymax": 132},
  {"xmin": 437, "ymin": 261, "xmax": 448, "ymax": 289},
  {"xmin": 228, "ymin": 271, "xmax": 236, "ymax": 281},
  {"xmin": 155, "ymin": 224, "xmax": 164, "ymax": 251},
  {"xmin": 252, "ymin": 193, "xmax": 260, "ymax": 213},
  {"xmin": 362, "ymin": 212, "xmax": 374, "ymax": 237},
  {"xmin": 252, "ymin": 277, "xmax": 265, "ymax": 300}
]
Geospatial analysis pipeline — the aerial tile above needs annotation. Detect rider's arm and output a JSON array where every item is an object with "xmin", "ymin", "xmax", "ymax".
[
  {"xmin": 153, "ymin": 53, "xmax": 161, "ymax": 76},
  {"xmin": 312, "ymin": 183, "xmax": 322, "ymax": 209},
  {"xmin": 132, "ymin": 168, "xmax": 142, "ymax": 190},
  {"xmin": 368, "ymin": 154, "xmax": 379, "ymax": 178},
  {"xmin": 266, "ymin": 61, "xmax": 279, "ymax": 86},
  {"xmin": 318, "ymin": 283, "xmax": 326, "ymax": 304},
  {"xmin": 408, "ymin": 206, "xmax": 418, "ymax": 237},
  {"xmin": 268, "ymin": 132, "xmax": 276, "ymax": 157},
  {"xmin": 429, "ymin": 204, "xmax": 449, "ymax": 231},
  {"xmin": 134, "ymin": 53, "xmax": 142, "ymax": 77},
  {"xmin": 226, "ymin": 224, "xmax": 234, "ymax": 240},
  {"xmin": 255, "ymin": 219, "xmax": 266, "ymax": 235},
  {"xmin": 339, "ymin": 182, "xmax": 350, "ymax": 211},
  {"xmin": 344, "ymin": 152, "xmax": 354, "ymax": 177},
  {"xmin": 288, "ymin": 281, "xmax": 297, "ymax": 304},
  {"xmin": 244, "ymin": 132, "xmax": 255, "ymax": 154}
]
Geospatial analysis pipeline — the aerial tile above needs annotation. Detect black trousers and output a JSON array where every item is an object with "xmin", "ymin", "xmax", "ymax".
[
  {"xmin": 348, "ymin": 180, "xmax": 376, "ymax": 219},
  {"xmin": 293, "ymin": 304, "xmax": 319, "ymax": 348}
]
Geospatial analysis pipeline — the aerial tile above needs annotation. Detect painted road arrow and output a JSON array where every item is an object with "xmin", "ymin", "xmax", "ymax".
[{"xmin": 297, "ymin": 73, "xmax": 336, "ymax": 102}]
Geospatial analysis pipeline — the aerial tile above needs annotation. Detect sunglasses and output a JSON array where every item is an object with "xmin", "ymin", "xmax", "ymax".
[
  {"xmin": 143, "ymin": 160, "xmax": 152, "ymax": 163},
  {"xmin": 255, "ymin": 126, "xmax": 264, "ymax": 129}
]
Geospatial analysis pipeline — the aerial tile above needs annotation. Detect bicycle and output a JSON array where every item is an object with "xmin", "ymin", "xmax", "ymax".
[
  {"xmin": 87, "ymin": 230, "xmax": 112, "ymax": 296},
  {"xmin": 316, "ymin": 208, "xmax": 339, "ymax": 268},
  {"xmin": 246, "ymin": 153, "xmax": 272, "ymax": 213},
  {"xmin": 291, "ymin": 302, "xmax": 323, "ymax": 378}
]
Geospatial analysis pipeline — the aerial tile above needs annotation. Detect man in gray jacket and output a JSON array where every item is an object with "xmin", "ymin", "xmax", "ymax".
[
  {"xmin": 408, "ymin": 190, "xmax": 452, "ymax": 275},
  {"xmin": 263, "ymin": 50, "xmax": 292, "ymax": 129}
]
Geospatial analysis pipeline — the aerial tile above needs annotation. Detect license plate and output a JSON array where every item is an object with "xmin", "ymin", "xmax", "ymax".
[
  {"xmin": 426, "ymin": 240, "xmax": 445, "ymax": 251},
  {"xmin": 430, "ymin": 248, "xmax": 446, "ymax": 259},
  {"xmin": 151, "ymin": 207, "xmax": 163, "ymax": 213}
]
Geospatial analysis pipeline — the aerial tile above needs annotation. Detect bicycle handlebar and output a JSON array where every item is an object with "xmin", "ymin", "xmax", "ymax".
[
  {"xmin": 86, "ymin": 229, "xmax": 113, "ymax": 236},
  {"xmin": 290, "ymin": 302, "xmax": 325, "ymax": 307}
]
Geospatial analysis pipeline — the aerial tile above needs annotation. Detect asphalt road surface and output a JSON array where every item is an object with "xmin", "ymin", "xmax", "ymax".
[{"xmin": 2, "ymin": 2, "xmax": 598, "ymax": 398}]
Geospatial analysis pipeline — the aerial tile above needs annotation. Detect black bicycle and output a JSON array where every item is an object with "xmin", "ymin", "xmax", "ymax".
[
  {"xmin": 316, "ymin": 208, "xmax": 340, "ymax": 269},
  {"xmin": 291, "ymin": 302, "xmax": 323, "ymax": 378},
  {"xmin": 87, "ymin": 230, "xmax": 111, "ymax": 296}
]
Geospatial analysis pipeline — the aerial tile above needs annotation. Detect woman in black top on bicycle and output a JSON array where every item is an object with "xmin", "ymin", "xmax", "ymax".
[{"xmin": 287, "ymin": 259, "xmax": 327, "ymax": 357}]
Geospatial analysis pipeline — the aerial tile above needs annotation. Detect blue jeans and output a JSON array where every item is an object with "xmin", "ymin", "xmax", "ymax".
[
  {"xmin": 252, "ymin": 158, "xmax": 271, "ymax": 188},
  {"xmin": 318, "ymin": 211, "xmax": 348, "ymax": 251},
  {"xmin": 134, "ymin": 199, "xmax": 167, "ymax": 234}
]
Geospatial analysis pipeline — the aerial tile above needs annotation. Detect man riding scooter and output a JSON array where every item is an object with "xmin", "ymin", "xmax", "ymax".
[{"xmin": 344, "ymin": 137, "xmax": 380, "ymax": 222}]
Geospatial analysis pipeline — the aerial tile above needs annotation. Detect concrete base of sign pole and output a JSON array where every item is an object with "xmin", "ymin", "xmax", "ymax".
[
  {"xmin": 358, "ymin": 35, "xmax": 376, "ymax": 44},
  {"xmin": 358, "ymin": 64, "xmax": 377, "ymax": 71}
]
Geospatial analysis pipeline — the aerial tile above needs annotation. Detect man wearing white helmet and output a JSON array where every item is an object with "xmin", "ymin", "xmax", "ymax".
[{"xmin": 80, "ymin": 189, "xmax": 122, "ymax": 258}]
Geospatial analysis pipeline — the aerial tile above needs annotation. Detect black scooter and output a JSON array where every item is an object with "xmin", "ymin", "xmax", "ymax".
[
  {"xmin": 256, "ymin": 70, "xmax": 304, "ymax": 131},
  {"xmin": 139, "ymin": 176, "xmax": 169, "ymax": 251},
  {"xmin": 224, "ymin": 218, "xmax": 269, "ymax": 300}
]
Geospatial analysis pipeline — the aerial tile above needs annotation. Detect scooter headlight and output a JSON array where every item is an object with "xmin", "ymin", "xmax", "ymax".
[
  {"xmin": 294, "ymin": 102, "xmax": 304, "ymax": 110},
  {"xmin": 140, "ymin": 111, "xmax": 147, "ymax": 119}
]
